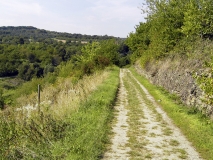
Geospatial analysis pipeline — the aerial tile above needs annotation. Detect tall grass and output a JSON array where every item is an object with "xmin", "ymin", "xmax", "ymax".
[
  {"xmin": 63, "ymin": 67, "xmax": 119, "ymax": 159},
  {"xmin": 129, "ymin": 66, "xmax": 213, "ymax": 159},
  {"xmin": 16, "ymin": 69, "xmax": 110, "ymax": 118},
  {"xmin": 0, "ymin": 66, "xmax": 119, "ymax": 159}
]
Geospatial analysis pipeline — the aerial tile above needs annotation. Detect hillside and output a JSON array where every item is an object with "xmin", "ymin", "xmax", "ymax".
[
  {"xmin": 0, "ymin": 26, "xmax": 119, "ymax": 43},
  {"xmin": 0, "ymin": 26, "xmax": 123, "ymax": 79},
  {"xmin": 0, "ymin": 31, "xmax": 129, "ymax": 109},
  {"xmin": 0, "ymin": 26, "xmax": 127, "ymax": 82}
]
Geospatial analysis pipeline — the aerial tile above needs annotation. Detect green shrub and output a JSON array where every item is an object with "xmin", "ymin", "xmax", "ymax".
[
  {"xmin": 81, "ymin": 61, "xmax": 96, "ymax": 75},
  {"xmin": 95, "ymin": 55, "xmax": 110, "ymax": 69}
]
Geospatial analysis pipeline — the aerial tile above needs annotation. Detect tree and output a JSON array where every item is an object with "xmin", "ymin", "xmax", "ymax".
[
  {"xmin": 44, "ymin": 64, "xmax": 54, "ymax": 75},
  {"xmin": 19, "ymin": 38, "xmax": 24, "ymax": 44},
  {"xmin": 126, "ymin": 0, "xmax": 187, "ymax": 60},
  {"xmin": 27, "ymin": 53, "xmax": 36, "ymax": 63},
  {"xmin": 126, "ymin": 22, "xmax": 150, "ymax": 53},
  {"xmin": 118, "ymin": 42, "xmax": 129, "ymax": 56},
  {"xmin": 181, "ymin": 0, "xmax": 213, "ymax": 38},
  {"xmin": 78, "ymin": 41, "xmax": 101, "ymax": 63},
  {"xmin": 52, "ymin": 55, "xmax": 62, "ymax": 66},
  {"xmin": 99, "ymin": 39, "xmax": 119, "ymax": 65},
  {"xmin": 18, "ymin": 63, "xmax": 31, "ymax": 80},
  {"xmin": 58, "ymin": 47, "xmax": 66, "ymax": 61},
  {"xmin": 18, "ymin": 62, "xmax": 43, "ymax": 81}
]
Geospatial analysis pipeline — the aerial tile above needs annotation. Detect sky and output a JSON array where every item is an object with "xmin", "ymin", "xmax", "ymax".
[{"xmin": 0, "ymin": 0, "xmax": 146, "ymax": 38}]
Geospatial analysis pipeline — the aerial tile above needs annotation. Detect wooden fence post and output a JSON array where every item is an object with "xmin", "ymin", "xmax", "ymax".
[{"xmin": 38, "ymin": 84, "xmax": 40, "ymax": 114}]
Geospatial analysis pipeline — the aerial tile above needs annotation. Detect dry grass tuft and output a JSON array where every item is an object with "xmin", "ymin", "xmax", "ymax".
[{"xmin": 16, "ymin": 71, "xmax": 109, "ymax": 119}]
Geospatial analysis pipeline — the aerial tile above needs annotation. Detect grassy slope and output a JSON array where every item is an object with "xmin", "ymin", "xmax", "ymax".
[
  {"xmin": 0, "ymin": 66, "xmax": 119, "ymax": 159},
  {"xmin": 52, "ymin": 66, "xmax": 120, "ymax": 159},
  {"xmin": 130, "ymin": 66, "xmax": 213, "ymax": 160}
]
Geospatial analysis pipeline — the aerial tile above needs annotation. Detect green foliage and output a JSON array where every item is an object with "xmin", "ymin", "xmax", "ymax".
[
  {"xmin": 78, "ymin": 41, "xmax": 101, "ymax": 63},
  {"xmin": 0, "ymin": 113, "xmax": 20, "ymax": 159},
  {"xmin": 140, "ymin": 51, "xmax": 153, "ymax": 68},
  {"xmin": 99, "ymin": 39, "xmax": 120, "ymax": 65},
  {"xmin": 181, "ymin": 1, "xmax": 201, "ymax": 37},
  {"xmin": 125, "ymin": 23, "xmax": 150, "ymax": 54},
  {"xmin": 14, "ymin": 78, "xmax": 43, "ymax": 97},
  {"xmin": 118, "ymin": 55, "xmax": 131, "ymax": 68},
  {"xmin": 182, "ymin": 0, "xmax": 213, "ymax": 38},
  {"xmin": 18, "ymin": 62, "xmax": 43, "ymax": 81},
  {"xmin": 0, "ymin": 26, "xmax": 122, "ymax": 80},
  {"xmin": 195, "ymin": 60, "xmax": 213, "ymax": 106},
  {"xmin": 73, "ymin": 39, "xmax": 120, "ymax": 75},
  {"xmin": 43, "ymin": 64, "xmax": 54, "ymax": 75},
  {"xmin": 95, "ymin": 55, "xmax": 111, "ymax": 69},
  {"xmin": 19, "ymin": 38, "xmax": 24, "ymax": 44},
  {"xmin": 146, "ymin": 0, "xmax": 184, "ymax": 54},
  {"xmin": 0, "ymin": 41, "xmax": 83, "ymax": 80},
  {"xmin": 126, "ymin": 0, "xmax": 213, "ymax": 67}
]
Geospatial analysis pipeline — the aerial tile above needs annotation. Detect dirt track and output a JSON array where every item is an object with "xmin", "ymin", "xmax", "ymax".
[{"xmin": 103, "ymin": 69, "xmax": 202, "ymax": 160}]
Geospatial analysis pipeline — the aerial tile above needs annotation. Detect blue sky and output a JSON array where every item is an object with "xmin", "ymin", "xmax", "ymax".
[{"xmin": 0, "ymin": 0, "xmax": 146, "ymax": 38}]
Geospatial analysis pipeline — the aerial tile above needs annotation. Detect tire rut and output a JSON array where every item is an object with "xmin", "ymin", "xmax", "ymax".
[
  {"xmin": 103, "ymin": 69, "xmax": 131, "ymax": 160},
  {"xmin": 103, "ymin": 69, "xmax": 201, "ymax": 160}
]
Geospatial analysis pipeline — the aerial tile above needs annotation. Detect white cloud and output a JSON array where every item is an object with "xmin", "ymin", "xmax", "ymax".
[
  {"xmin": 81, "ymin": 0, "xmax": 145, "ymax": 36},
  {"xmin": 86, "ymin": 0, "xmax": 144, "ymax": 23},
  {"xmin": 0, "ymin": 0, "xmax": 146, "ymax": 37},
  {"xmin": 0, "ymin": 0, "xmax": 42, "ymax": 15}
]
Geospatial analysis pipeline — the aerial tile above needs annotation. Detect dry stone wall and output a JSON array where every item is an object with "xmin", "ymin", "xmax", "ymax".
[{"xmin": 134, "ymin": 57, "xmax": 213, "ymax": 119}]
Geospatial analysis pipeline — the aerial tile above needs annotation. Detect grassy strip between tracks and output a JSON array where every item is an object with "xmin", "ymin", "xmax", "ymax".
[{"xmin": 129, "ymin": 66, "xmax": 213, "ymax": 160}]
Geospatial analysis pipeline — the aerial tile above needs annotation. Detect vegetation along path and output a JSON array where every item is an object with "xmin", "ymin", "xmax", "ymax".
[{"xmin": 103, "ymin": 69, "xmax": 202, "ymax": 160}]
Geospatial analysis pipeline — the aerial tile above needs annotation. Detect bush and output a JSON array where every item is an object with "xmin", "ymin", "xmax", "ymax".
[
  {"xmin": 95, "ymin": 56, "xmax": 110, "ymax": 69},
  {"xmin": 81, "ymin": 61, "xmax": 96, "ymax": 75},
  {"xmin": 119, "ymin": 55, "xmax": 130, "ymax": 67}
]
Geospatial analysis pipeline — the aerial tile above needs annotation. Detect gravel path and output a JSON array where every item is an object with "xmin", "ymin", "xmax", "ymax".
[
  {"xmin": 103, "ymin": 69, "xmax": 202, "ymax": 160},
  {"xmin": 103, "ymin": 69, "xmax": 131, "ymax": 160}
]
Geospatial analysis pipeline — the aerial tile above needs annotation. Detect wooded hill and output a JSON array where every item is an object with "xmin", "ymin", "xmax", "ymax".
[
  {"xmin": 0, "ymin": 26, "xmax": 118, "ymax": 43},
  {"xmin": 0, "ymin": 26, "xmax": 127, "ymax": 80}
]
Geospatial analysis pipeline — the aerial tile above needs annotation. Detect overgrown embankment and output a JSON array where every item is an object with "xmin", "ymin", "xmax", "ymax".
[
  {"xmin": 134, "ymin": 40, "xmax": 213, "ymax": 119},
  {"xmin": 125, "ymin": 0, "xmax": 213, "ymax": 118},
  {"xmin": 0, "ymin": 66, "xmax": 119, "ymax": 159}
]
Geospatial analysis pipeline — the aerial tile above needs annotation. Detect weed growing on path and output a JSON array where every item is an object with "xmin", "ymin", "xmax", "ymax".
[{"xmin": 130, "ymin": 66, "xmax": 213, "ymax": 159}]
